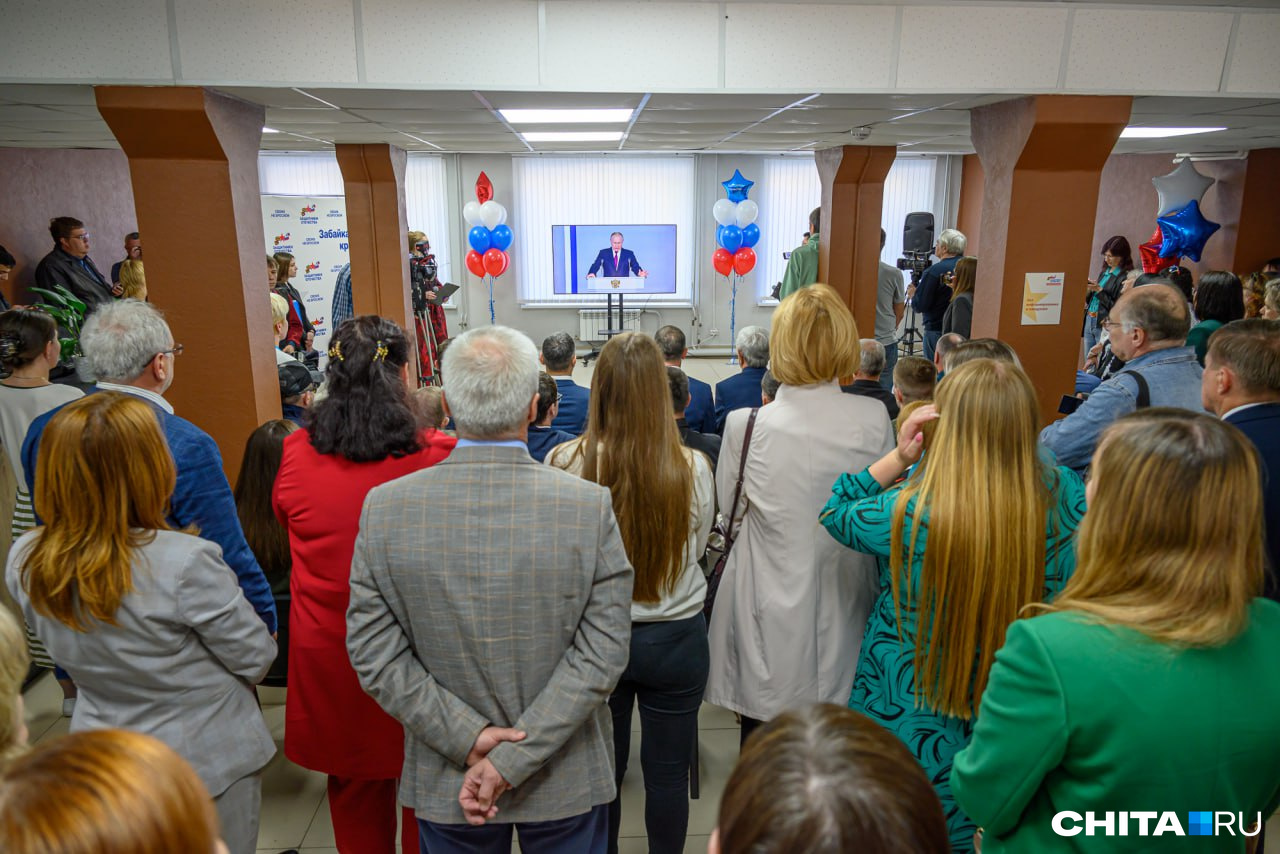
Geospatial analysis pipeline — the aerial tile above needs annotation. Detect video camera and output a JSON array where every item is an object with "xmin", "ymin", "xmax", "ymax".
[{"xmin": 896, "ymin": 249, "xmax": 932, "ymax": 279}]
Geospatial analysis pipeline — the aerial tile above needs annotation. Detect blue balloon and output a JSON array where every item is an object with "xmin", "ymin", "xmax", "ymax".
[
  {"xmin": 468, "ymin": 226, "xmax": 492, "ymax": 254},
  {"xmin": 716, "ymin": 225, "xmax": 725, "ymax": 246},
  {"xmin": 741, "ymin": 223, "xmax": 761, "ymax": 249},
  {"xmin": 1156, "ymin": 200, "xmax": 1220, "ymax": 263},
  {"xmin": 721, "ymin": 169, "xmax": 755, "ymax": 203},
  {"xmin": 720, "ymin": 225, "xmax": 743, "ymax": 254},
  {"xmin": 490, "ymin": 224, "xmax": 514, "ymax": 252}
]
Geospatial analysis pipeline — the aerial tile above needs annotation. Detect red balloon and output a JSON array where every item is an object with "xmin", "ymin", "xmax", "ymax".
[
  {"xmin": 732, "ymin": 247, "xmax": 756, "ymax": 276},
  {"xmin": 483, "ymin": 248, "xmax": 509, "ymax": 277},
  {"xmin": 712, "ymin": 248, "xmax": 733, "ymax": 276},
  {"xmin": 475, "ymin": 171, "xmax": 494, "ymax": 204},
  {"xmin": 1139, "ymin": 226, "xmax": 1177, "ymax": 273},
  {"xmin": 465, "ymin": 249, "xmax": 485, "ymax": 277}
]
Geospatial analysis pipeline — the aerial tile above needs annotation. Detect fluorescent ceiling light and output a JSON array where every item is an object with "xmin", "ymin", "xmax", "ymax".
[
  {"xmin": 501, "ymin": 109, "xmax": 634, "ymax": 124},
  {"xmin": 521, "ymin": 131, "xmax": 625, "ymax": 143},
  {"xmin": 1120, "ymin": 126, "xmax": 1226, "ymax": 139},
  {"xmin": 262, "ymin": 127, "xmax": 280, "ymax": 133}
]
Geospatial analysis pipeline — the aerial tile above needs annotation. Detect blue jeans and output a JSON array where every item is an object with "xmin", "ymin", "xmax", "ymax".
[
  {"xmin": 419, "ymin": 803, "xmax": 607, "ymax": 854},
  {"xmin": 923, "ymin": 330, "xmax": 942, "ymax": 362},
  {"xmin": 1083, "ymin": 312, "xmax": 1101, "ymax": 354},
  {"xmin": 607, "ymin": 615, "xmax": 709, "ymax": 854},
  {"xmin": 880, "ymin": 342, "xmax": 898, "ymax": 391}
]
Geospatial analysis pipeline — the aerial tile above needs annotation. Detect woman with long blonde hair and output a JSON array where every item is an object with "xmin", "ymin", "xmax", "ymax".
[
  {"xmin": 547, "ymin": 331, "xmax": 713, "ymax": 854},
  {"xmin": 5, "ymin": 393, "xmax": 276, "ymax": 854},
  {"xmin": 0, "ymin": 729, "xmax": 228, "ymax": 854},
  {"xmin": 953, "ymin": 410, "xmax": 1280, "ymax": 852},
  {"xmin": 821, "ymin": 358, "xmax": 1087, "ymax": 852}
]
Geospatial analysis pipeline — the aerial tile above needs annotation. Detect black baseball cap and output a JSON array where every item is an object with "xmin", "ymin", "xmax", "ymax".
[{"xmin": 279, "ymin": 360, "xmax": 322, "ymax": 399}]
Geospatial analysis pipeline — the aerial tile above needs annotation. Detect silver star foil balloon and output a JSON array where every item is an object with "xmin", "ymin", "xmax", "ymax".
[{"xmin": 1152, "ymin": 159, "xmax": 1214, "ymax": 217}]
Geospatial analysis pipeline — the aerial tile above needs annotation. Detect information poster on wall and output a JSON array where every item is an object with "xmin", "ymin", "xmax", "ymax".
[
  {"xmin": 1021, "ymin": 272, "xmax": 1065, "ymax": 325},
  {"xmin": 260, "ymin": 195, "xmax": 349, "ymax": 357}
]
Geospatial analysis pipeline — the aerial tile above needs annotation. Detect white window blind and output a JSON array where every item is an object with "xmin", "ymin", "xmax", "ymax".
[
  {"xmin": 257, "ymin": 152, "xmax": 452, "ymax": 287},
  {"xmin": 755, "ymin": 155, "xmax": 940, "ymax": 302},
  {"xmin": 512, "ymin": 156, "xmax": 697, "ymax": 305}
]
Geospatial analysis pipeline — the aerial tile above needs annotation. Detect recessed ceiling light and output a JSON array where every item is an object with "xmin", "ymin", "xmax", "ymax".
[
  {"xmin": 521, "ymin": 131, "xmax": 626, "ymax": 143},
  {"xmin": 262, "ymin": 127, "xmax": 280, "ymax": 133},
  {"xmin": 501, "ymin": 109, "xmax": 634, "ymax": 124},
  {"xmin": 1120, "ymin": 126, "xmax": 1226, "ymax": 139}
]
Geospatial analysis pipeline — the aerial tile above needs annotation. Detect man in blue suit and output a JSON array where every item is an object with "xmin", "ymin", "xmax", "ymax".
[
  {"xmin": 1202, "ymin": 319, "xmax": 1280, "ymax": 602},
  {"xmin": 587, "ymin": 232, "xmax": 647, "ymax": 279},
  {"xmin": 22, "ymin": 300, "xmax": 277, "ymax": 634},
  {"xmin": 656, "ymin": 324, "xmax": 715, "ymax": 434},
  {"xmin": 714, "ymin": 325, "xmax": 770, "ymax": 434},
  {"xmin": 541, "ymin": 331, "xmax": 590, "ymax": 435}
]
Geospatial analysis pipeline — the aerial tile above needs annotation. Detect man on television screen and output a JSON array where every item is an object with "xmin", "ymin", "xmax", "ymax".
[{"xmin": 587, "ymin": 232, "xmax": 647, "ymax": 278}]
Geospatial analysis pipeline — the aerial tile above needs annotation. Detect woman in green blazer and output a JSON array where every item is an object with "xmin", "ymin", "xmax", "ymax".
[
  {"xmin": 952, "ymin": 409, "xmax": 1280, "ymax": 853},
  {"xmin": 821, "ymin": 359, "xmax": 1087, "ymax": 852}
]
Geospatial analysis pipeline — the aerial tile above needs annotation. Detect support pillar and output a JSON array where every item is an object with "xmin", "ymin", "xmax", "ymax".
[
  {"xmin": 815, "ymin": 145, "xmax": 897, "ymax": 336},
  {"xmin": 970, "ymin": 95, "xmax": 1131, "ymax": 425},
  {"xmin": 95, "ymin": 86, "xmax": 277, "ymax": 483},
  {"xmin": 1231, "ymin": 147, "xmax": 1280, "ymax": 273},
  {"xmin": 335, "ymin": 144, "xmax": 412, "ymax": 329}
]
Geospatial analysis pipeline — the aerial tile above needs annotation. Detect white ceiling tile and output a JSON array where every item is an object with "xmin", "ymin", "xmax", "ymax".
[
  {"xmin": 0, "ymin": 0, "xmax": 173, "ymax": 81},
  {"xmin": 175, "ymin": 0, "xmax": 358, "ymax": 84},
  {"xmin": 898, "ymin": 6, "xmax": 1066, "ymax": 91},
  {"xmin": 362, "ymin": 0, "xmax": 539, "ymax": 87},
  {"xmin": 1066, "ymin": 10, "xmax": 1233, "ymax": 93},
  {"xmin": 543, "ymin": 2, "xmax": 720, "ymax": 91},
  {"xmin": 1226, "ymin": 13, "xmax": 1280, "ymax": 95},
  {"xmin": 725, "ymin": 4, "xmax": 895, "ymax": 90}
]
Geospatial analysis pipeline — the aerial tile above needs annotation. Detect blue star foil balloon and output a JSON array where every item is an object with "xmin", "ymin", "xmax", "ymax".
[
  {"xmin": 1157, "ymin": 200, "xmax": 1220, "ymax": 263},
  {"xmin": 722, "ymin": 169, "xmax": 754, "ymax": 203}
]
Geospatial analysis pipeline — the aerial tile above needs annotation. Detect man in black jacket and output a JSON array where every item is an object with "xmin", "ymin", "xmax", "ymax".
[
  {"xmin": 668, "ymin": 366, "xmax": 720, "ymax": 471},
  {"xmin": 34, "ymin": 217, "xmax": 117, "ymax": 309},
  {"xmin": 841, "ymin": 339, "xmax": 899, "ymax": 421}
]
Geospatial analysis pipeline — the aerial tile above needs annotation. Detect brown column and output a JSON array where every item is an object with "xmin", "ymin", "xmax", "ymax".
[
  {"xmin": 956, "ymin": 154, "xmax": 985, "ymax": 256},
  {"xmin": 95, "ymin": 86, "xmax": 277, "ymax": 483},
  {"xmin": 1232, "ymin": 147, "xmax": 1280, "ymax": 273},
  {"xmin": 816, "ymin": 145, "xmax": 897, "ymax": 336},
  {"xmin": 970, "ymin": 95, "xmax": 1132, "ymax": 425},
  {"xmin": 335, "ymin": 144, "xmax": 412, "ymax": 329}
]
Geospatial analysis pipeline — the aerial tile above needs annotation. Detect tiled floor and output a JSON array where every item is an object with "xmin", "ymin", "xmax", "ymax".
[{"xmin": 19, "ymin": 358, "xmax": 1280, "ymax": 852}]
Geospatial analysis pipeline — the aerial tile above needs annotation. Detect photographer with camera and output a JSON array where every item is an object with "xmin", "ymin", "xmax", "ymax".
[{"xmin": 909, "ymin": 229, "xmax": 966, "ymax": 361}]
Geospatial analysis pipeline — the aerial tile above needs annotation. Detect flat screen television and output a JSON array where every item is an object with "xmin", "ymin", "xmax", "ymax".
[{"xmin": 550, "ymin": 224, "xmax": 677, "ymax": 295}]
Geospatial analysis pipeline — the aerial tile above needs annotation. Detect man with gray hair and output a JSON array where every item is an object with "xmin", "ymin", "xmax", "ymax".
[
  {"xmin": 1041, "ymin": 285, "xmax": 1204, "ymax": 471},
  {"xmin": 347, "ymin": 325, "xmax": 633, "ymax": 852},
  {"xmin": 840, "ymin": 339, "xmax": 899, "ymax": 420},
  {"xmin": 714, "ymin": 325, "xmax": 769, "ymax": 434},
  {"xmin": 20, "ymin": 300, "xmax": 277, "ymax": 636},
  {"xmin": 933, "ymin": 331, "xmax": 966, "ymax": 377},
  {"xmin": 910, "ymin": 227, "xmax": 966, "ymax": 361}
]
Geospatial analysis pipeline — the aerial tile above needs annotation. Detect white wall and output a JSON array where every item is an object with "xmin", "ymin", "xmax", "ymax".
[{"xmin": 2, "ymin": 1, "xmax": 1276, "ymax": 98}]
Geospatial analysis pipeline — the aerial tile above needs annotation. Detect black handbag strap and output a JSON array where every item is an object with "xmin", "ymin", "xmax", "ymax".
[{"xmin": 723, "ymin": 408, "xmax": 759, "ymax": 547}]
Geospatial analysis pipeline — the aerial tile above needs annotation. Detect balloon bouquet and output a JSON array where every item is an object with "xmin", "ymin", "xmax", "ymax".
[
  {"xmin": 711, "ymin": 170, "xmax": 759, "ymax": 362},
  {"xmin": 1139, "ymin": 159, "xmax": 1220, "ymax": 272},
  {"xmin": 462, "ymin": 172, "xmax": 513, "ymax": 324}
]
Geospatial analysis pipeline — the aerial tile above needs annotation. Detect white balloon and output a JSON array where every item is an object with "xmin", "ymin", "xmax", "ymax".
[
  {"xmin": 480, "ymin": 200, "xmax": 503, "ymax": 230},
  {"xmin": 1152, "ymin": 158, "xmax": 1214, "ymax": 217},
  {"xmin": 713, "ymin": 198, "xmax": 737, "ymax": 227},
  {"xmin": 463, "ymin": 201, "xmax": 483, "ymax": 226},
  {"xmin": 496, "ymin": 203, "xmax": 508, "ymax": 225},
  {"xmin": 735, "ymin": 200, "xmax": 759, "ymax": 228}
]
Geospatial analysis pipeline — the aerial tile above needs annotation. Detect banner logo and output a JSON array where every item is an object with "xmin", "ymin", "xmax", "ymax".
[
  {"xmin": 273, "ymin": 233, "xmax": 291, "ymax": 246},
  {"xmin": 270, "ymin": 208, "xmax": 290, "ymax": 219},
  {"xmin": 1052, "ymin": 811, "xmax": 1261, "ymax": 839},
  {"xmin": 302, "ymin": 236, "xmax": 320, "ymax": 246},
  {"xmin": 305, "ymin": 262, "xmax": 321, "ymax": 274},
  {"xmin": 326, "ymin": 208, "xmax": 343, "ymax": 218},
  {"xmin": 300, "ymin": 205, "xmax": 316, "ymax": 216}
]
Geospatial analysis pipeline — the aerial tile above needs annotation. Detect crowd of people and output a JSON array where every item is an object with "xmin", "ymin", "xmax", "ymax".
[{"xmin": 0, "ymin": 213, "xmax": 1277, "ymax": 854}]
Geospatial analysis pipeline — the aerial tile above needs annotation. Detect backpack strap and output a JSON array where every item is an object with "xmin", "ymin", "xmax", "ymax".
[{"xmin": 1119, "ymin": 369, "xmax": 1151, "ymax": 409}]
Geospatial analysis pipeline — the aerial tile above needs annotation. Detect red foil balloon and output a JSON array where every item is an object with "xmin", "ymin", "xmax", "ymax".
[
  {"xmin": 475, "ymin": 172, "xmax": 494, "ymax": 204},
  {"xmin": 732, "ymin": 247, "xmax": 756, "ymax": 276},
  {"xmin": 1139, "ymin": 226, "xmax": 1177, "ymax": 273},
  {"xmin": 483, "ymin": 248, "xmax": 509, "ymax": 277},
  {"xmin": 465, "ymin": 249, "xmax": 485, "ymax": 277},
  {"xmin": 712, "ymin": 248, "xmax": 733, "ymax": 276}
]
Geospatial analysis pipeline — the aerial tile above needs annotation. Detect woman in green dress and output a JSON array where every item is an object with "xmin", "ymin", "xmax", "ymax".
[{"xmin": 820, "ymin": 358, "xmax": 1087, "ymax": 852}]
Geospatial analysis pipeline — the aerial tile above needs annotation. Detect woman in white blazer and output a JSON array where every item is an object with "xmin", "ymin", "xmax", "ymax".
[
  {"xmin": 706, "ymin": 284, "xmax": 893, "ymax": 745},
  {"xmin": 6, "ymin": 393, "xmax": 276, "ymax": 854}
]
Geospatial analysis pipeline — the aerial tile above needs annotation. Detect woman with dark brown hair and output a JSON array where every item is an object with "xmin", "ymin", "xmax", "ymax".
[
  {"xmin": 6, "ymin": 393, "xmax": 276, "ymax": 854},
  {"xmin": 272, "ymin": 252, "xmax": 308, "ymax": 354},
  {"xmin": 1083, "ymin": 235, "xmax": 1134, "ymax": 352},
  {"xmin": 0, "ymin": 729, "xmax": 228, "ymax": 854},
  {"xmin": 712, "ymin": 704, "xmax": 949, "ymax": 854},
  {"xmin": 547, "ymin": 331, "xmax": 714, "ymax": 854},
  {"xmin": 941, "ymin": 255, "xmax": 976, "ymax": 338}
]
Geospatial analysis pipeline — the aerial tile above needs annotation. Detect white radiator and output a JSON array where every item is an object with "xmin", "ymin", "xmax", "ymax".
[{"xmin": 578, "ymin": 309, "xmax": 642, "ymax": 342}]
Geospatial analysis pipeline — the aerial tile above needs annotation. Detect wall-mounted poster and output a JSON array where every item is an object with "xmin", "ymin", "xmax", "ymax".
[{"xmin": 1021, "ymin": 272, "xmax": 1065, "ymax": 325}]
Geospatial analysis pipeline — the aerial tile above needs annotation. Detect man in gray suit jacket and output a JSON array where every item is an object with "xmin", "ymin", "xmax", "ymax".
[{"xmin": 347, "ymin": 325, "xmax": 634, "ymax": 854}]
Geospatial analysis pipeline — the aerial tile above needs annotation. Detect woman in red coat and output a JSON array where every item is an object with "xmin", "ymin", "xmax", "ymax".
[{"xmin": 273, "ymin": 316, "xmax": 455, "ymax": 854}]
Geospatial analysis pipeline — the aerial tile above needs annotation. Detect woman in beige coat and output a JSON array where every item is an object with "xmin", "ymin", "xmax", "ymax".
[{"xmin": 706, "ymin": 284, "xmax": 893, "ymax": 746}]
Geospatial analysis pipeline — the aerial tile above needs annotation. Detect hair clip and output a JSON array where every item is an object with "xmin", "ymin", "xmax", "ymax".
[
  {"xmin": 328, "ymin": 340, "xmax": 344, "ymax": 362},
  {"xmin": 372, "ymin": 340, "xmax": 389, "ymax": 363}
]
